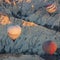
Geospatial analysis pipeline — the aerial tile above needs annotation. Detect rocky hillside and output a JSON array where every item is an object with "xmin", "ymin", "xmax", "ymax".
[{"xmin": 0, "ymin": 0, "xmax": 60, "ymax": 60}]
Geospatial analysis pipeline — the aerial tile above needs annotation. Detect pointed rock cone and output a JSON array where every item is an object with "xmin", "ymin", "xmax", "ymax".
[
  {"xmin": 42, "ymin": 40, "xmax": 57, "ymax": 55},
  {"xmin": 7, "ymin": 25, "xmax": 22, "ymax": 41}
]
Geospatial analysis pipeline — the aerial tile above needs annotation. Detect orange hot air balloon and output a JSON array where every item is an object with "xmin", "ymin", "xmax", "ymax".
[
  {"xmin": 0, "ymin": 13, "xmax": 11, "ymax": 25},
  {"xmin": 42, "ymin": 40, "xmax": 57, "ymax": 55},
  {"xmin": 7, "ymin": 25, "xmax": 22, "ymax": 40},
  {"xmin": 46, "ymin": 3, "xmax": 57, "ymax": 13}
]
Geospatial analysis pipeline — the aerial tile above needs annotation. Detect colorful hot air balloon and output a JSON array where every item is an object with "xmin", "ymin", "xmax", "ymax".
[
  {"xmin": 42, "ymin": 40, "xmax": 57, "ymax": 55},
  {"xmin": 0, "ymin": 13, "xmax": 11, "ymax": 25},
  {"xmin": 46, "ymin": 2, "xmax": 57, "ymax": 13},
  {"xmin": 7, "ymin": 25, "xmax": 22, "ymax": 40}
]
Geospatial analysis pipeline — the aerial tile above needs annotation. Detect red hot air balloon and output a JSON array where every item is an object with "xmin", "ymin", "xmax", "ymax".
[{"xmin": 42, "ymin": 40, "xmax": 57, "ymax": 55}]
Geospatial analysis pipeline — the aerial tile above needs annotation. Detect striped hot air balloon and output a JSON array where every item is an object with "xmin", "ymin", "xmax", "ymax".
[
  {"xmin": 46, "ymin": 2, "xmax": 57, "ymax": 13},
  {"xmin": 42, "ymin": 40, "xmax": 57, "ymax": 55}
]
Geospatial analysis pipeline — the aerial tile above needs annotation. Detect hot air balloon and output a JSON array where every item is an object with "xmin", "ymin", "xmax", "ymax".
[
  {"xmin": 7, "ymin": 25, "xmax": 22, "ymax": 41},
  {"xmin": 0, "ymin": 13, "xmax": 11, "ymax": 25},
  {"xmin": 46, "ymin": 2, "xmax": 57, "ymax": 13},
  {"xmin": 42, "ymin": 40, "xmax": 57, "ymax": 55}
]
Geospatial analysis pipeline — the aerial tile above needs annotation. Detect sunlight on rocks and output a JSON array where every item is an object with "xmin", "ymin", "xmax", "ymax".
[
  {"xmin": 25, "ymin": 0, "xmax": 31, "ymax": 3},
  {"xmin": 22, "ymin": 20, "xmax": 38, "ymax": 26}
]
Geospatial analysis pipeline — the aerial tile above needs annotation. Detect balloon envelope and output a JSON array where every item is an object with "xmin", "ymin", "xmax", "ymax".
[
  {"xmin": 46, "ymin": 3, "xmax": 57, "ymax": 13},
  {"xmin": 0, "ymin": 13, "xmax": 11, "ymax": 25},
  {"xmin": 42, "ymin": 40, "xmax": 57, "ymax": 55},
  {"xmin": 7, "ymin": 25, "xmax": 22, "ymax": 40}
]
